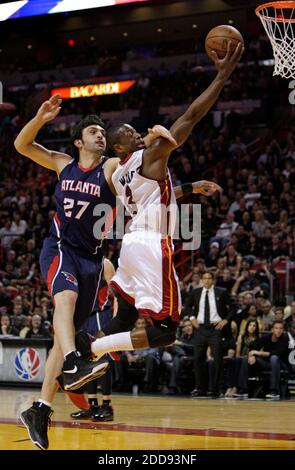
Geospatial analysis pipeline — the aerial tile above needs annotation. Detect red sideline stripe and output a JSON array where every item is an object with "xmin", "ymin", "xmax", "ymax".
[
  {"xmin": 110, "ymin": 280, "xmax": 135, "ymax": 305},
  {"xmin": 47, "ymin": 255, "xmax": 60, "ymax": 295},
  {"xmin": 5, "ymin": 416, "xmax": 295, "ymax": 440}
]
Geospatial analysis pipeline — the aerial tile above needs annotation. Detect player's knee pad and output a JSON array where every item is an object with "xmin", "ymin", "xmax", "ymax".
[
  {"xmin": 103, "ymin": 294, "xmax": 139, "ymax": 335},
  {"xmin": 145, "ymin": 319, "xmax": 178, "ymax": 348}
]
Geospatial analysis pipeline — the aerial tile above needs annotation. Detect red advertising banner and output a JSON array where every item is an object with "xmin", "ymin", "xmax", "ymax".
[{"xmin": 51, "ymin": 80, "xmax": 136, "ymax": 99}]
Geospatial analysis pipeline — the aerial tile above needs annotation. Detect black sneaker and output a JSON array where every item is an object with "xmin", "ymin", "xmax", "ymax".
[
  {"xmin": 63, "ymin": 355, "xmax": 109, "ymax": 391},
  {"xmin": 191, "ymin": 389, "xmax": 207, "ymax": 398},
  {"xmin": 70, "ymin": 406, "xmax": 99, "ymax": 419},
  {"xmin": 265, "ymin": 392, "xmax": 280, "ymax": 400},
  {"xmin": 20, "ymin": 402, "xmax": 53, "ymax": 450},
  {"xmin": 92, "ymin": 404, "xmax": 114, "ymax": 422},
  {"xmin": 75, "ymin": 330, "xmax": 94, "ymax": 359}
]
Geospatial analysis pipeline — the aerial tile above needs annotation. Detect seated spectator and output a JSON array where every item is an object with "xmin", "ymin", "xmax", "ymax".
[
  {"xmin": 203, "ymin": 206, "xmax": 219, "ymax": 240},
  {"xmin": 222, "ymin": 244, "xmax": 242, "ymax": 275},
  {"xmin": 24, "ymin": 314, "xmax": 51, "ymax": 339},
  {"xmin": 238, "ymin": 304, "xmax": 264, "ymax": 335},
  {"xmin": 215, "ymin": 268, "xmax": 235, "ymax": 294},
  {"xmin": 260, "ymin": 300, "xmax": 275, "ymax": 330},
  {"xmin": 285, "ymin": 300, "xmax": 295, "ymax": 327},
  {"xmin": 287, "ymin": 321, "xmax": 295, "ymax": 374},
  {"xmin": 265, "ymin": 234, "xmax": 288, "ymax": 261},
  {"xmin": 186, "ymin": 273, "xmax": 202, "ymax": 294},
  {"xmin": 0, "ymin": 313, "xmax": 19, "ymax": 336},
  {"xmin": 15, "ymin": 315, "xmax": 32, "ymax": 338},
  {"xmin": 239, "ymin": 211, "xmax": 252, "ymax": 233},
  {"xmin": 211, "ymin": 213, "xmax": 239, "ymax": 249},
  {"xmin": 205, "ymin": 242, "xmax": 220, "ymax": 268},
  {"xmin": 254, "ymin": 258, "xmax": 276, "ymax": 297},
  {"xmin": 226, "ymin": 318, "xmax": 259, "ymax": 398},
  {"xmin": 0, "ymin": 220, "xmax": 16, "ymax": 250},
  {"xmin": 164, "ymin": 319, "xmax": 194, "ymax": 394},
  {"xmin": 214, "ymin": 257, "xmax": 228, "ymax": 279},
  {"xmin": 236, "ymin": 319, "xmax": 260, "ymax": 357},
  {"xmin": 118, "ymin": 318, "xmax": 161, "ymax": 393},
  {"xmin": 274, "ymin": 307, "xmax": 286, "ymax": 325},
  {"xmin": 0, "ymin": 282, "xmax": 13, "ymax": 313},
  {"xmin": 11, "ymin": 211, "xmax": 28, "ymax": 237},
  {"xmin": 251, "ymin": 210, "xmax": 270, "ymax": 238},
  {"xmin": 246, "ymin": 233, "xmax": 261, "ymax": 257},
  {"xmin": 231, "ymin": 268, "xmax": 259, "ymax": 296},
  {"xmin": 236, "ymin": 321, "xmax": 289, "ymax": 399},
  {"xmin": 216, "ymin": 195, "xmax": 230, "ymax": 221},
  {"xmin": 244, "ymin": 184, "xmax": 261, "ymax": 209}
]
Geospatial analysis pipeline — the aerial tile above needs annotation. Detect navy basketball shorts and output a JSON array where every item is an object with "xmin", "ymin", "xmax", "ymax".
[
  {"xmin": 83, "ymin": 308, "xmax": 113, "ymax": 337},
  {"xmin": 40, "ymin": 236, "xmax": 103, "ymax": 329}
]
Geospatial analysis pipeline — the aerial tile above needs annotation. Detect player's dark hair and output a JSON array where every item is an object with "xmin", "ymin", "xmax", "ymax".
[
  {"xmin": 71, "ymin": 115, "xmax": 105, "ymax": 160},
  {"xmin": 107, "ymin": 123, "xmax": 126, "ymax": 156}
]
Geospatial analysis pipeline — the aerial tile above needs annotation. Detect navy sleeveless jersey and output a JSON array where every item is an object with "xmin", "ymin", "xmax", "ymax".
[{"xmin": 49, "ymin": 158, "xmax": 116, "ymax": 257}]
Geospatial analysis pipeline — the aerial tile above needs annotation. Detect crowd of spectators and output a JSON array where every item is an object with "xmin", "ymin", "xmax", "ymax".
[{"xmin": 0, "ymin": 33, "xmax": 272, "ymax": 78}]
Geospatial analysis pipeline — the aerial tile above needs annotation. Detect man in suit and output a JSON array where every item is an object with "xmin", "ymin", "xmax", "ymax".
[{"xmin": 185, "ymin": 271, "xmax": 233, "ymax": 397}]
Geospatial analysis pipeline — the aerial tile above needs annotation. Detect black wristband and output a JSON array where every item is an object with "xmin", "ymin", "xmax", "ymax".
[{"xmin": 182, "ymin": 183, "xmax": 193, "ymax": 195}]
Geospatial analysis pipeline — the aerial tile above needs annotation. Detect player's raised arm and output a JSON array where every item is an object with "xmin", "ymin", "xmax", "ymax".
[
  {"xmin": 169, "ymin": 42, "xmax": 243, "ymax": 146},
  {"xmin": 144, "ymin": 42, "xmax": 244, "ymax": 167},
  {"xmin": 174, "ymin": 181, "xmax": 222, "ymax": 199},
  {"xmin": 14, "ymin": 94, "xmax": 71, "ymax": 173}
]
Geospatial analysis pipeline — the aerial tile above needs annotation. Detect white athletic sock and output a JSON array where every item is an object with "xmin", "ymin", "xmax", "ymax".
[
  {"xmin": 91, "ymin": 332, "xmax": 134, "ymax": 359},
  {"xmin": 37, "ymin": 399, "xmax": 51, "ymax": 408}
]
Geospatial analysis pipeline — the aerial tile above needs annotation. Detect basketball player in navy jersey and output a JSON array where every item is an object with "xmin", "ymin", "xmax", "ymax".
[
  {"xmin": 14, "ymin": 95, "xmax": 180, "ymax": 449},
  {"xmin": 76, "ymin": 42, "xmax": 244, "ymax": 364},
  {"xmin": 69, "ymin": 258, "xmax": 117, "ymax": 421}
]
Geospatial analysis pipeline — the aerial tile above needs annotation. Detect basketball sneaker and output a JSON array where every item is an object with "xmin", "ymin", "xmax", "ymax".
[
  {"xmin": 20, "ymin": 401, "xmax": 53, "ymax": 450},
  {"xmin": 56, "ymin": 374, "xmax": 89, "ymax": 410},
  {"xmin": 92, "ymin": 404, "xmax": 114, "ymax": 422},
  {"xmin": 70, "ymin": 406, "xmax": 98, "ymax": 419},
  {"xmin": 62, "ymin": 354, "xmax": 109, "ymax": 391}
]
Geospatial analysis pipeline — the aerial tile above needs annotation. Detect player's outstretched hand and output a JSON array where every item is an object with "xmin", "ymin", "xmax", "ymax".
[
  {"xmin": 147, "ymin": 125, "xmax": 177, "ymax": 146},
  {"xmin": 192, "ymin": 180, "xmax": 221, "ymax": 196},
  {"xmin": 211, "ymin": 41, "xmax": 244, "ymax": 82},
  {"xmin": 36, "ymin": 94, "xmax": 62, "ymax": 124}
]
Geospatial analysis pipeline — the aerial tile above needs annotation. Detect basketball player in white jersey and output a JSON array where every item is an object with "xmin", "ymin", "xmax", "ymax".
[{"xmin": 76, "ymin": 42, "xmax": 244, "ymax": 361}]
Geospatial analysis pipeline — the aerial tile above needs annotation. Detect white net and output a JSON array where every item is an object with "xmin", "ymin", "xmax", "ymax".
[{"xmin": 256, "ymin": 1, "xmax": 295, "ymax": 79}]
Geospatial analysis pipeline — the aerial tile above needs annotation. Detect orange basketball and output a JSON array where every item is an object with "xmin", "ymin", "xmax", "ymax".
[{"xmin": 205, "ymin": 25, "xmax": 244, "ymax": 61}]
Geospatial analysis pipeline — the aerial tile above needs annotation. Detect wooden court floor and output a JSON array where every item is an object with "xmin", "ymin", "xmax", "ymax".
[{"xmin": 0, "ymin": 388, "xmax": 294, "ymax": 450}]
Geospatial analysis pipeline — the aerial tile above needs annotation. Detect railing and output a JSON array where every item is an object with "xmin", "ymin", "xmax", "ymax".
[{"xmin": 251, "ymin": 259, "xmax": 295, "ymax": 304}]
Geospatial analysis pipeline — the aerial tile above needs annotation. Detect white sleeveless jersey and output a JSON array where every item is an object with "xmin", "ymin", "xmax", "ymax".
[{"xmin": 112, "ymin": 149, "xmax": 177, "ymax": 235}]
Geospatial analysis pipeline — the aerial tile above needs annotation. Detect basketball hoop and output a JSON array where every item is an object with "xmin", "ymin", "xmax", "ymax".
[{"xmin": 255, "ymin": 1, "xmax": 295, "ymax": 79}]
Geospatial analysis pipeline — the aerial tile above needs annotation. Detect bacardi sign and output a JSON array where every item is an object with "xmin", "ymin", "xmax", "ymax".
[{"xmin": 51, "ymin": 80, "xmax": 135, "ymax": 99}]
